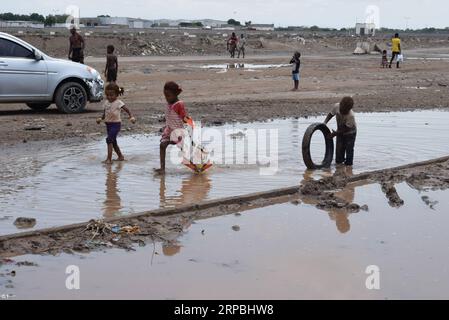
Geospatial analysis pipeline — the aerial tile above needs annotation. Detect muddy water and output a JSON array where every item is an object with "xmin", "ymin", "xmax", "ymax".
[
  {"xmin": 1, "ymin": 110, "xmax": 449, "ymax": 235},
  {"xmin": 2, "ymin": 182, "xmax": 449, "ymax": 299},
  {"xmin": 199, "ymin": 63, "xmax": 291, "ymax": 72}
]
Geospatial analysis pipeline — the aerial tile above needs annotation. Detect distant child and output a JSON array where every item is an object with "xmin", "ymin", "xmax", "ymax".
[
  {"xmin": 290, "ymin": 51, "xmax": 301, "ymax": 91},
  {"xmin": 381, "ymin": 50, "xmax": 388, "ymax": 68},
  {"xmin": 237, "ymin": 34, "xmax": 246, "ymax": 59},
  {"xmin": 105, "ymin": 45, "xmax": 118, "ymax": 83},
  {"xmin": 324, "ymin": 96, "xmax": 357, "ymax": 166},
  {"xmin": 97, "ymin": 83, "xmax": 136, "ymax": 164},
  {"xmin": 154, "ymin": 81, "xmax": 190, "ymax": 174}
]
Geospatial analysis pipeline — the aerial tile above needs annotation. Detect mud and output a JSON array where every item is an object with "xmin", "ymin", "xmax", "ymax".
[{"xmin": 1, "ymin": 45, "xmax": 449, "ymax": 146}]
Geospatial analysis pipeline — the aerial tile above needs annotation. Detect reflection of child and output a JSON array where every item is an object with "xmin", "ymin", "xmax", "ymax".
[
  {"xmin": 154, "ymin": 81, "xmax": 190, "ymax": 174},
  {"xmin": 381, "ymin": 50, "xmax": 388, "ymax": 68},
  {"xmin": 324, "ymin": 97, "xmax": 357, "ymax": 166},
  {"xmin": 97, "ymin": 83, "xmax": 136, "ymax": 164}
]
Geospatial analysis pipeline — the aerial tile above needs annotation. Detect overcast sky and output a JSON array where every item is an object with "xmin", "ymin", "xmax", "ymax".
[{"xmin": 1, "ymin": 0, "xmax": 447, "ymax": 29}]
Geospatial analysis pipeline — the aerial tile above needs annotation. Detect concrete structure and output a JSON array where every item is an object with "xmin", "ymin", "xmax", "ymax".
[
  {"xmin": 0, "ymin": 20, "xmax": 44, "ymax": 29},
  {"xmin": 79, "ymin": 17, "xmax": 154, "ymax": 29},
  {"xmin": 250, "ymin": 24, "xmax": 275, "ymax": 31},
  {"xmin": 355, "ymin": 23, "xmax": 376, "ymax": 36}
]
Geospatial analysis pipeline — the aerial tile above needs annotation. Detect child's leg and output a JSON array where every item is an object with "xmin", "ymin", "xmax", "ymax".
[
  {"xmin": 105, "ymin": 143, "xmax": 113, "ymax": 164},
  {"xmin": 112, "ymin": 142, "xmax": 124, "ymax": 160},
  {"xmin": 335, "ymin": 135, "xmax": 345, "ymax": 164},
  {"xmin": 156, "ymin": 141, "xmax": 170, "ymax": 172},
  {"xmin": 344, "ymin": 133, "xmax": 356, "ymax": 166}
]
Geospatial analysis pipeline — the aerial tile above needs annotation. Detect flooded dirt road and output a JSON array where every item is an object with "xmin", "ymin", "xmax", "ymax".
[
  {"xmin": 1, "ymin": 180, "xmax": 448, "ymax": 299},
  {"xmin": 1, "ymin": 110, "xmax": 448, "ymax": 235}
]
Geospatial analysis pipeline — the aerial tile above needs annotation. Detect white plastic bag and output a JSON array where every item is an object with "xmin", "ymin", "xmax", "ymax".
[{"xmin": 397, "ymin": 54, "xmax": 404, "ymax": 62}]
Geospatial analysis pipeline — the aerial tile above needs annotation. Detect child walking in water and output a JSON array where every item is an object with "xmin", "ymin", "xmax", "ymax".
[
  {"xmin": 97, "ymin": 83, "xmax": 136, "ymax": 164},
  {"xmin": 154, "ymin": 81, "xmax": 190, "ymax": 174}
]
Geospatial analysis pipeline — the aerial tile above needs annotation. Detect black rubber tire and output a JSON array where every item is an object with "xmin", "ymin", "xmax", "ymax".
[
  {"xmin": 302, "ymin": 122, "xmax": 334, "ymax": 169},
  {"xmin": 26, "ymin": 103, "xmax": 52, "ymax": 111},
  {"xmin": 55, "ymin": 82, "xmax": 87, "ymax": 114}
]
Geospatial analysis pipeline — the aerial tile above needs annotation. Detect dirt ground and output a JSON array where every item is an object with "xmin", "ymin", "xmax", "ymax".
[{"xmin": 1, "ymin": 47, "xmax": 449, "ymax": 146}]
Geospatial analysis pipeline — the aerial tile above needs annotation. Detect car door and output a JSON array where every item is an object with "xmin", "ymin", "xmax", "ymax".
[{"xmin": 0, "ymin": 37, "xmax": 48, "ymax": 101}]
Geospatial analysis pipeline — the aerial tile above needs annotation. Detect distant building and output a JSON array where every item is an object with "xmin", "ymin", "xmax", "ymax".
[
  {"xmin": 128, "ymin": 18, "xmax": 153, "ymax": 29},
  {"xmin": 250, "ymin": 24, "xmax": 275, "ymax": 31},
  {"xmin": 79, "ymin": 17, "xmax": 153, "ymax": 29},
  {"xmin": 355, "ymin": 23, "xmax": 376, "ymax": 36},
  {"xmin": 0, "ymin": 20, "xmax": 44, "ymax": 28}
]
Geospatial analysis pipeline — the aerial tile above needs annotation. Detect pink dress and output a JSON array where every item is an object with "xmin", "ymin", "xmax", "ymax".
[{"xmin": 161, "ymin": 101, "xmax": 186, "ymax": 144}]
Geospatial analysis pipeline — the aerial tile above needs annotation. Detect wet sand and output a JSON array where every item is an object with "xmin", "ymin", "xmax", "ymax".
[{"xmin": 1, "ymin": 49, "xmax": 449, "ymax": 146}]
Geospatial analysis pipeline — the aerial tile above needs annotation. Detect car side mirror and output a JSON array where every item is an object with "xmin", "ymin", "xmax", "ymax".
[{"xmin": 33, "ymin": 49, "xmax": 43, "ymax": 61}]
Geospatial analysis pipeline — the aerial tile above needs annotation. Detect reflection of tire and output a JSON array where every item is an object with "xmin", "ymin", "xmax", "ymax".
[
  {"xmin": 26, "ymin": 103, "xmax": 51, "ymax": 111},
  {"xmin": 55, "ymin": 82, "xmax": 87, "ymax": 113},
  {"xmin": 302, "ymin": 123, "xmax": 334, "ymax": 169}
]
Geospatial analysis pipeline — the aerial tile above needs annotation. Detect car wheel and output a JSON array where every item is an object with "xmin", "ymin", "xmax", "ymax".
[
  {"xmin": 55, "ymin": 82, "xmax": 87, "ymax": 114},
  {"xmin": 26, "ymin": 103, "xmax": 52, "ymax": 111}
]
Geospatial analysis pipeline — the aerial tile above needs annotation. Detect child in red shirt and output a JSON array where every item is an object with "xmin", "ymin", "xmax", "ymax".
[{"xmin": 154, "ymin": 81, "xmax": 190, "ymax": 174}]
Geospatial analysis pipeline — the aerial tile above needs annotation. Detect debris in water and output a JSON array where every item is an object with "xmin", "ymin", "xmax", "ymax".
[
  {"xmin": 232, "ymin": 225, "xmax": 240, "ymax": 232},
  {"xmin": 13, "ymin": 217, "xmax": 37, "ymax": 229},
  {"xmin": 421, "ymin": 195, "xmax": 438, "ymax": 210}
]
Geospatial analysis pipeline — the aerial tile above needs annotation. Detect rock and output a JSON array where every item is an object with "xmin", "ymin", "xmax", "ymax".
[
  {"xmin": 232, "ymin": 225, "xmax": 240, "ymax": 232},
  {"xmin": 13, "ymin": 217, "xmax": 37, "ymax": 229}
]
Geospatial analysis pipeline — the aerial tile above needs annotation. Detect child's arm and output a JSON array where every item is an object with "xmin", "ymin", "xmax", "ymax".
[
  {"xmin": 121, "ymin": 106, "xmax": 136, "ymax": 123},
  {"xmin": 104, "ymin": 60, "xmax": 108, "ymax": 76},
  {"xmin": 115, "ymin": 56, "xmax": 118, "ymax": 72}
]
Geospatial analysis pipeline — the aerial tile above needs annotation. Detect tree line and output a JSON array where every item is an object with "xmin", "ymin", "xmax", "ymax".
[{"xmin": 0, "ymin": 12, "xmax": 69, "ymax": 26}]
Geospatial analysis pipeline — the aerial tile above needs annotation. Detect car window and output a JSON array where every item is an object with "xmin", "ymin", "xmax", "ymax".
[{"xmin": 0, "ymin": 38, "xmax": 34, "ymax": 58}]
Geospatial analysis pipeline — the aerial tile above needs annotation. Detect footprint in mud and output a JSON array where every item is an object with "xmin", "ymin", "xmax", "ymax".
[{"xmin": 421, "ymin": 195, "xmax": 438, "ymax": 210}]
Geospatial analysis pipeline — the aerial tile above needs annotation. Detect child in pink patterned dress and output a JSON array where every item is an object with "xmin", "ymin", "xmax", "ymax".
[{"xmin": 154, "ymin": 81, "xmax": 190, "ymax": 174}]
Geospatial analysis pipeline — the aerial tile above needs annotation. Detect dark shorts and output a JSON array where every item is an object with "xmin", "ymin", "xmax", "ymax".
[
  {"xmin": 106, "ymin": 122, "xmax": 121, "ymax": 144},
  {"xmin": 107, "ymin": 69, "xmax": 117, "ymax": 82},
  {"xmin": 71, "ymin": 48, "xmax": 84, "ymax": 64}
]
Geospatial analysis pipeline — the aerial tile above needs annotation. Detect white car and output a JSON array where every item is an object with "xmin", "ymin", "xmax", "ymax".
[{"xmin": 0, "ymin": 32, "xmax": 104, "ymax": 113}]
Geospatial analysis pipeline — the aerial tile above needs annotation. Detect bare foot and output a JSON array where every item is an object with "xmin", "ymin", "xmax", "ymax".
[
  {"xmin": 103, "ymin": 159, "xmax": 112, "ymax": 165},
  {"xmin": 290, "ymin": 88, "xmax": 298, "ymax": 91},
  {"xmin": 115, "ymin": 156, "xmax": 125, "ymax": 161},
  {"xmin": 153, "ymin": 168, "xmax": 165, "ymax": 175}
]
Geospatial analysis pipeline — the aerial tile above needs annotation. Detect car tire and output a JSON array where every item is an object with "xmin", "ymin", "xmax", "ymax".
[
  {"xmin": 26, "ymin": 103, "xmax": 52, "ymax": 111},
  {"xmin": 302, "ymin": 123, "xmax": 334, "ymax": 170},
  {"xmin": 55, "ymin": 82, "xmax": 88, "ymax": 114}
]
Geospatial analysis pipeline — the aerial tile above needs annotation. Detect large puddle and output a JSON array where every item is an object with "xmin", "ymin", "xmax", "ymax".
[
  {"xmin": 198, "ymin": 63, "xmax": 291, "ymax": 73},
  {"xmin": 2, "ymin": 181, "xmax": 449, "ymax": 299},
  {"xmin": 1, "ymin": 110, "xmax": 449, "ymax": 235}
]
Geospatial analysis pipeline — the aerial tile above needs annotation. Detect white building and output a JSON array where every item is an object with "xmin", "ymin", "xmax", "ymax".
[
  {"xmin": 355, "ymin": 23, "xmax": 376, "ymax": 36},
  {"xmin": 0, "ymin": 20, "xmax": 44, "ymax": 28},
  {"xmin": 250, "ymin": 24, "xmax": 275, "ymax": 31}
]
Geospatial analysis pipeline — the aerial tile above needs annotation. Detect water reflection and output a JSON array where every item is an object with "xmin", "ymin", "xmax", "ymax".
[
  {"xmin": 159, "ymin": 174, "xmax": 212, "ymax": 208},
  {"xmin": 103, "ymin": 162, "xmax": 124, "ymax": 218},
  {"xmin": 300, "ymin": 166, "xmax": 368, "ymax": 234}
]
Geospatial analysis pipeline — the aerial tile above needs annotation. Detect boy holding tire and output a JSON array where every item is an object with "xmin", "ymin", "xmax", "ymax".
[{"xmin": 324, "ymin": 97, "xmax": 357, "ymax": 166}]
